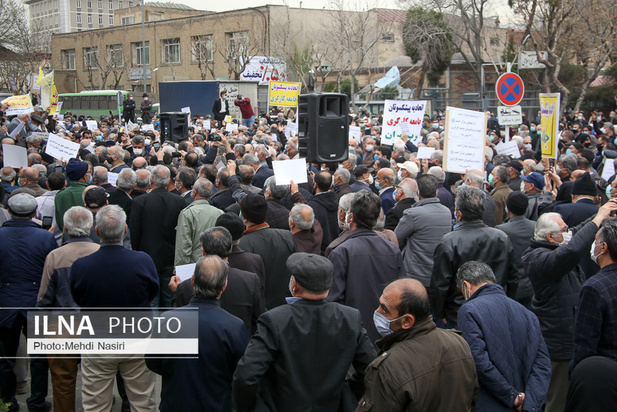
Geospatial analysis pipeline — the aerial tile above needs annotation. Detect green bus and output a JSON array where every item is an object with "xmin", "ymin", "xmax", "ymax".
[{"xmin": 59, "ymin": 90, "xmax": 129, "ymax": 118}]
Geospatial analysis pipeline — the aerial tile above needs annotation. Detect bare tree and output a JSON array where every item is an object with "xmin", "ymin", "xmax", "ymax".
[
  {"xmin": 326, "ymin": 0, "xmax": 386, "ymax": 108},
  {"xmin": 217, "ymin": 29, "xmax": 264, "ymax": 80},
  {"xmin": 190, "ymin": 35, "xmax": 217, "ymax": 80},
  {"xmin": 0, "ymin": 0, "xmax": 50, "ymax": 93}
]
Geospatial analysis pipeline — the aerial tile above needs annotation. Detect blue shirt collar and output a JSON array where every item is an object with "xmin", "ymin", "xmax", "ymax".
[{"xmin": 285, "ymin": 297, "xmax": 303, "ymax": 305}]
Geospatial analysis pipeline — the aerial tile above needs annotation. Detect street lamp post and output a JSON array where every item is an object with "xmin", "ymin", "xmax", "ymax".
[{"xmin": 142, "ymin": 0, "xmax": 146, "ymax": 93}]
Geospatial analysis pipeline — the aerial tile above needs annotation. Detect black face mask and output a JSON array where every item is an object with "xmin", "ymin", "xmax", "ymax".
[
  {"xmin": 106, "ymin": 156, "xmax": 114, "ymax": 164},
  {"xmin": 428, "ymin": 162, "xmax": 437, "ymax": 168}
]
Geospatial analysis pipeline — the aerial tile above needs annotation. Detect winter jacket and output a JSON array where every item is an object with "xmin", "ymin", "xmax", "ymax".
[
  {"xmin": 458, "ymin": 283, "xmax": 552, "ymax": 412},
  {"xmin": 394, "ymin": 198, "xmax": 452, "ymax": 287},
  {"xmin": 521, "ymin": 220, "xmax": 597, "ymax": 361}
]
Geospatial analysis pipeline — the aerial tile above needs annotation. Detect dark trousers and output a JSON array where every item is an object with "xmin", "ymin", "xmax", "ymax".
[{"xmin": 0, "ymin": 315, "xmax": 49, "ymax": 410}]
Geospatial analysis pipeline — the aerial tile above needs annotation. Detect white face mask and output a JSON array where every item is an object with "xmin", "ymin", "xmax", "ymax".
[
  {"xmin": 133, "ymin": 148, "xmax": 143, "ymax": 155},
  {"xmin": 590, "ymin": 241, "xmax": 600, "ymax": 264},
  {"xmin": 365, "ymin": 144, "xmax": 374, "ymax": 152},
  {"xmin": 560, "ymin": 231, "xmax": 572, "ymax": 245}
]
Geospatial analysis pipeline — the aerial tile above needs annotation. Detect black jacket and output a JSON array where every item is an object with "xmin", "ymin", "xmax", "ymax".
[
  {"xmin": 432, "ymin": 221, "xmax": 518, "ymax": 324},
  {"xmin": 172, "ymin": 267, "xmax": 265, "ymax": 335},
  {"xmin": 252, "ymin": 166, "xmax": 274, "ymax": 189},
  {"xmin": 229, "ymin": 244, "xmax": 266, "ymax": 287},
  {"xmin": 266, "ymin": 198, "xmax": 290, "ymax": 230},
  {"xmin": 233, "ymin": 299, "xmax": 376, "ymax": 412},
  {"xmin": 108, "ymin": 189, "xmax": 133, "ymax": 224},
  {"xmin": 147, "ymin": 297, "xmax": 249, "ymax": 412},
  {"xmin": 212, "ymin": 98, "xmax": 230, "ymax": 122},
  {"xmin": 521, "ymin": 220, "xmax": 598, "ymax": 361},
  {"xmin": 210, "ymin": 188, "xmax": 236, "ymax": 211},
  {"xmin": 384, "ymin": 198, "xmax": 415, "ymax": 231},
  {"xmin": 309, "ymin": 192, "xmax": 340, "ymax": 253},
  {"xmin": 129, "ymin": 188, "xmax": 187, "ymax": 275}
]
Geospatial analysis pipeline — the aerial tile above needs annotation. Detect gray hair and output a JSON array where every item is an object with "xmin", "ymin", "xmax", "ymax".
[
  {"xmin": 93, "ymin": 166, "xmax": 108, "ymax": 183},
  {"xmin": 109, "ymin": 145, "xmax": 125, "ymax": 161},
  {"xmin": 193, "ymin": 177, "xmax": 213, "ymax": 199},
  {"xmin": 193, "ymin": 255, "xmax": 229, "ymax": 299},
  {"xmin": 1, "ymin": 167, "xmax": 16, "ymax": 182},
  {"xmin": 559, "ymin": 153, "xmax": 578, "ymax": 172},
  {"xmin": 290, "ymin": 203, "xmax": 314, "ymax": 230},
  {"xmin": 234, "ymin": 144, "xmax": 246, "ymax": 156},
  {"xmin": 456, "ymin": 261, "xmax": 497, "ymax": 291},
  {"xmin": 534, "ymin": 212, "xmax": 562, "ymax": 241},
  {"xmin": 339, "ymin": 192, "xmax": 357, "ymax": 213},
  {"xmin": 151, "ymin": 165, "xmax": 170, "ymax": 188},
  {"xmin": 466, "ymin": 171, "xmax": 484, "ymax": 187},
  {"xmin": 63, "ymin": 206, "xmax": 93, "ymax": 237},
  {"xmin": 399, "ymin": 178, "xmax": 418, "ymax": 199},
  {"xmin": 493, "ymin": 166, "xmax": 509, "ymax": 184},
  {"xmin": 117, "ymin": 168, "xmax": 137, "ymax": 190},
  {"xmin": 32, "ymin": 164, "xmax": 47, "ymax": 177},
  {"xmin": 264, "ymin": 176, "xmax": 288, "ymax": 199},
  {"xmin": 335, "ymin": 168, "xmax": 351, "ymax": 183},
  {"xmin": 432, "ymin": 150, "xmax": 443, "ymax": 164},
  {"xmin": 373, "ymin": 209, "xmax": 386, "ymax": 229},
  {"xmin": 348, "ymin": 153, "xmax": 357, "ymax": 167},
  {"xmin": 96, "ymin": 204, "xmax": 126, "ymax": 243},
  {"xmin": 199, "ymin": 227, "xmax": 232, "ymax": 258},
  {"xmin": 243, "ymin": 153, "xmax": 260, "ymax": 166},
  {"xmin": 455, "ymin": 186, "xmax": 485, "ymax": 221},
  {"xmin": 136, "ymin": 170, "xmax": 151, "ymax": 189},
  {"xmin": 427, "ymin": 166, "xmax": 445, "ymax": 182}
]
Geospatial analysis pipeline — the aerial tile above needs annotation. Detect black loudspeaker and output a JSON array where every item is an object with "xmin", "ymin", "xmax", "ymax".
[
  {"xmin": 160, "ymin": 112, "xmax": 189, "ymax": 142},
  {"xmin": 298, "ymin": 93, "xmax": 349, "ymax": 163}
]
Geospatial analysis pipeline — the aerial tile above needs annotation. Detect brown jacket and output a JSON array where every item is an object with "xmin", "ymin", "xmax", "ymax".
[
  {"xmin": 357, "ymin": 317, "xmax": 478, "ymax": 412},
  {"xmin": 491, "ymin": 184, "xmax": 512, "ymax": 226}
]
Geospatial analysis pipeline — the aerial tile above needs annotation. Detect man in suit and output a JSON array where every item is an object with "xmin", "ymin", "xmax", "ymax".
[
  {"xmin": 108, "ymin": 168, "xmax": 136, "ymax": 223},
  {"xmin": 171, "ymin": 227, "xmax": 265, "ymax": 334},
  {"xmin": 122, "ymin": 93, "xmax": 136, "ymax": 123},
  {"xmin": 233, "ymin": 253, "xmax": 376, "ymax": 411},
  {"xmin": 70, "ymin": 205, "xmax": 159, "ymax": 412},
  {"xmin": 333, "ymin": 168, "xmax": 353, "ymax": 200},
  {"xmin": 264, "ymin": 176, "xmax": 290, "ymax": 230},
  {"xmin": 238, "ymin": 193, "xmax": 296, "ymax": 308},
  {"xmin": 92, "ymin": 166, "xmax": 116, "ymax": 194},
  {"xmin": 496, "ymin": 192, "xmax": 536, "ymax": 309},
  {"xmin": 245, "ymin": 153, "xmax": 273, "ymax": 190},
  {"xmin": 555, "ymin": 172, "xmax": 599, "ymax": 227},
  {"xmin": 212, "ymin": 90, "xmax": 229, "ymax": 124},
  {"xmin": 376, "ymin": 168, "xmax": 396, "ymax": 214},
  {"xmin": 350, "ymin": 165, "xmax": 373, "ymax": 193},
  {"xmin": 465, "ymin": 170, "xmax": 497, "ymax": 227},
  {"xmin": 385, "ymin": 178, "xmax": 417, "ymax": 230},
  {"xmin": 130, "ymin": 165, "xmax": 187, "ymax": 307},
  {"xmin": 147, "ymin": 255, "xmax": 249, "ymax": 412},
  {"xmin": 209, "ymin": 168, "xmax": 235, "ymax": 211}
]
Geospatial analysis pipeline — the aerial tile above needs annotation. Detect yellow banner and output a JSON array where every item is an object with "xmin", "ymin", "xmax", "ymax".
[
  {"xmin": 36, "ymin": 69, "xmax": 54, "ymax": 89},
  {"xmin": 268, "ymin": 81, "xmax": 301, "ymax": 107},
  {"xmin": 539, "ymin": 93, "xmax": 560, "ymax": 159},
  {"xmin": 1, "ymin": 94, "xmax": 33, "ymax": 116},
  {"xmin": 49, "ymin": 84, "xmax": 59, "ymax": 114}
]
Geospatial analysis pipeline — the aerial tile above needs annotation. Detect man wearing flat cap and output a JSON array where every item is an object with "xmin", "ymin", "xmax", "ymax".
[
  {"xmin": 233, "ymin": 253, "xmax": 376, "ymax": 412},
  {"xmin": 54, "ymin": 160, "xmax": 92, "ymax": 232},
  {"xmin": 554, "ymin": 172, "xmax": 599, "ymax": 228},
  {"xmin": 237, "ymin": 193, "xmax": 296, "ymax": 309},
  {"xmin": 0, "ymin": 193, "xmax": 57, "ymax": 412}
]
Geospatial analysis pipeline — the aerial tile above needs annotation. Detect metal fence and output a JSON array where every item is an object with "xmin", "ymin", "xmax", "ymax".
[{"xmin": 419, "ymin": 88, "xmax": 543, "ymax": 118}]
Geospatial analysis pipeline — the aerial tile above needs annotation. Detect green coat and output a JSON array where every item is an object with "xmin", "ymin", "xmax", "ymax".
[
  {"xmin": 174, "ymin": 199, "xmax": 223, "ymax": 266},
  {"xmin": 54, "ymin": 181, "xmax": 89, "ymax": 232}
]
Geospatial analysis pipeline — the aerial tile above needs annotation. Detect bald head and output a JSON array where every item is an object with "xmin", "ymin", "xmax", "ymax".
[
  {"xmin": 289, "ymin": 204, "xmax": 315, "ymax": 232},
  {"xmin": 571, "ymin": 169, "xmax": 585, "ymax": 181},
  {"xmin": 384, "ymin": 278, "xmax": 430, "ymax": 321},
  {"xmin": 377, "ymin": 168, "xmax": 395, "ymax": 188},
  {"xmin": 132, "ymin": 156, "xmax": 147, "ymax": 170},
  {"xmin": 19, "ymin": 167, "xmax": 38, "ymax": 182}
]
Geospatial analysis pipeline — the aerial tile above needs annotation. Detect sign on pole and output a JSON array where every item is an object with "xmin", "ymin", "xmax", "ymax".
[
  {"xmin": 496, "ymin": 73, "xmax": 525, "ymax": 106},
  {"xmin": 519, "ymin": 51, "xmax": 547, "ymax": 69},
  {"xmin": 381, "ymin": 100, "xmax": 426, "ymax": 146},
  {"xmin": 443, "ymin": 107, "xmax": 487, "ymax": 173},
  {"xmin": 268, "ymin": 81, "xmax": 300, "ymax": 108},
  {"xmin": 497, "ymin": 105, "xmax": 522, "ymax": 126},
  {"xmin": 539, "ymin": 93, "xmax": 560, "ymax": 159}
]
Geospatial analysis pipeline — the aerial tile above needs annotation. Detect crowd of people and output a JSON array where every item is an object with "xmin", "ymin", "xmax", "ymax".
[{"xmin": 0, "ymin": 98, "xmax": 617, "ymax": 412}]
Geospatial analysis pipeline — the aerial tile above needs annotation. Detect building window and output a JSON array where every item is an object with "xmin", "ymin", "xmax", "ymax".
[
  {"xmin": 87, "ymin": 0, "xmax": 92, "ymax": 7},
  {"xmin": 134, "ymin": 41, "xmax": 149, "ymax": 66},
  {"xmin": 162, "ymin": 38, "xmax": 180, "ymax": 64},
  {"xmin": 118, "ymin": 0, "xmax": 122, "ymax": 7},
  {"xmin": 121, "ymin": 16, "xmax": 134, "ymax": 24},
  {"xmin": 62, "ymin": 49, "xmax": 76, "ymax": 70},
  {"xmin": 98, "ymin": 14, "xmax": 103, "ymax": 24},
  {"xmin": 107, "ymin": 44, "xmax": 124, "ymax": 67},
  {"xmin": 76, "ymin": 0, "xmax": 81, "ymax": 7},
  {"xmin": 191, "ymin": 35, "xmax": 213, "ymax": 62},
  {"xmin": 87, "ymin": 14, "xmax": 92, "ymax": 23},
  {"xmin": 109, "ymin": 1, "xmax": 112, "ymax": 8},
  {"xmin": 227, "ymin": 31, "xmax": 249, "ymax": 60},
  {"xmin": 109, "ymin": 15, "xmax": 113, "ymax": 24},
  {"xmin": 98, "ymin": 0, "xmax": 102, "ymax": 8},
  {"xmin": 84, "ymin": 47, "xmax": 98, "ymax": 68},
  {"xmin": 77, "ymin": 14, "xmax": 81, "ymax": 23},
  {"xmin": 490, "ymin": 37, "xmax": 500, "ymax": 46}
]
